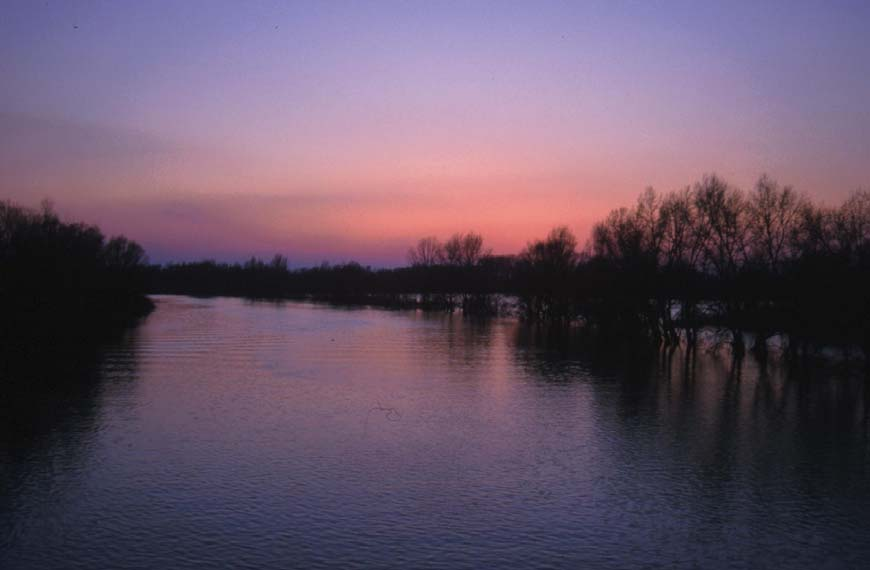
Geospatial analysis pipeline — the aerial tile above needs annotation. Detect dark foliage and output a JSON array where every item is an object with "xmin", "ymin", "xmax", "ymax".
[{"xmin": 0, "ymin": 200, "xmax": 153, "ymax": 348}]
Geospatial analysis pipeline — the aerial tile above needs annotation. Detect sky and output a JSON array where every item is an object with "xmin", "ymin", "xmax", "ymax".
[{"xmin": 2, "ymin": 1, "xmax": 869, "ymax": 265}]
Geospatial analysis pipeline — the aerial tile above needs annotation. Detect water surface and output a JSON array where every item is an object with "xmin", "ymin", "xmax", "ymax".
[{"xmin": 2, "ymin": 295, "xmax": 869, "ymax": 569}]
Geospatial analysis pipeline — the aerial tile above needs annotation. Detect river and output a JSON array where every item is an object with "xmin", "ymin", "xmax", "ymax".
[{"xmin": 2, "ymin": 295, "xmax": 869, "ymax": 569}]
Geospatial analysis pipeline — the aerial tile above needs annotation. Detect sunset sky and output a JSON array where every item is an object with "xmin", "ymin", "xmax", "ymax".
[{"xmin": 2, "ymin": 1, "xmax": 869, "ymax": 265}]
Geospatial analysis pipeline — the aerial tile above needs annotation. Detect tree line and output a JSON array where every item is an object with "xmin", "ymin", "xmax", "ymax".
[
  {"xmin": 5, "ymin": 172, "xmax": 865, "ymax": 357},
  {"xmin": 149, "ymin": 174, "xmax": 870, "ymax": 356}
]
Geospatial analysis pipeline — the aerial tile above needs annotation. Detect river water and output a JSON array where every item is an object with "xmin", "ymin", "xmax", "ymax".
[{"xmin": 2, "ymin": 295, "xmax": 869, "ymax": 569}]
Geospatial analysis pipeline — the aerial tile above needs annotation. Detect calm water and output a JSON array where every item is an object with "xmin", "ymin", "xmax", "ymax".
[{"xmin": 2, "ymin": 295, "xmax": 870, "ymax": 569}]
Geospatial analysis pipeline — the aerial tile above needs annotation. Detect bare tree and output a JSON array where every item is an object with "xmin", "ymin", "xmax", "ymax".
[
  {"xmin": 591, "ymin": 207, "xmax": 644, "ymax": 265},
  {"xmin": 694, "ymin": 175, "xmax": 748, "ymax": 277},
  {"xmin": 835, "ymin": 190, "xmax": 870, "ymax": 262},
  {"xmin": 746, "ymin": 175, "xmax": 806, "ymax": 272},
  {"xmin": 522, "ymin": 226, "xmax": 578, "ymax": 272},
  {"xmin": 659, "ymin": 187, "xmax": 704, "ymax": 270},
  {"xmin": 460, "ymin": 231, "xmax": 490, "ymax": 266},
  {"xmin": 407, "ymin": 236, "xmax": 443, "ymax": 267},
  {"xmin": 590, "ymin": 189, "xmax": 667, "ymax": 270},
  {"xmin": 635, "ymin": 187, "xmax": 667, "ymax": 258},
  {"xmin": 442, "ymin": 233, "xmax": 463, "ymax": 266},
  {"xmin": 443, "ymin": 232, "xmax": 490, "ymax": 266},
  {"xmin": 793, "ymin": 202, "xmax": 836, "ymax": 257}
]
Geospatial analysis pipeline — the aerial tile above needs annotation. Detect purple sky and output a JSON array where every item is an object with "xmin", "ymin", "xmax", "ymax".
[{"xmin": 2, "ymin": 1, "xmax": 869, "ymax": 265}]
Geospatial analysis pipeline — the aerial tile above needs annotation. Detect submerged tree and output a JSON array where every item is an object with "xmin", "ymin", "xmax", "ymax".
[{"xmin": 518, "ymin": 226, "xmax": 579, "ymax": 322}]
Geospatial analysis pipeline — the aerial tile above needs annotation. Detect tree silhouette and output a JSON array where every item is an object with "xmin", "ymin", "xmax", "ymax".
[
  {"xmin": 746, "ymin": 175, "xmax": 806, "ymax": 273},
  {"xmin": 407, "ymin": 236, "xmax": 443, "ymax": 267},
  {"xmin": 517, "ymin": 226, "xmax": 578, "ymax": 322},
  {"xmin": 1, "ymin": 200, "xmax": 153, "ymax": 348}
]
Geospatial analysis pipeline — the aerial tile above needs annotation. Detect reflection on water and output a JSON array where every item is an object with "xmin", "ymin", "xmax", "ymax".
[{"xmin": 1, "ymin": 295, "xmax": 869, "ymax": 569}]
